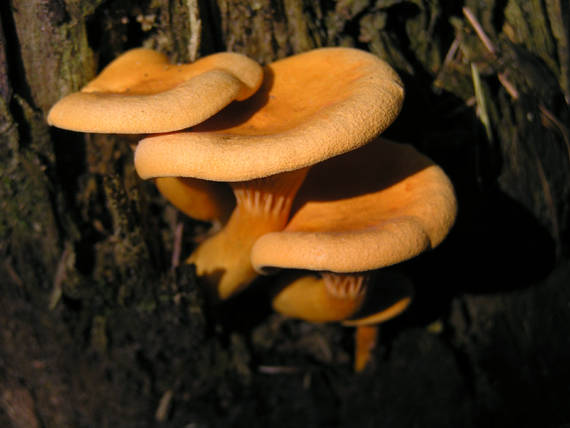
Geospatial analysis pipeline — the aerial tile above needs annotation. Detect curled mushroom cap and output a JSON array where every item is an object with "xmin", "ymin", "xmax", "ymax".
[
  {"xmin": 253, "ymin": 139, "xmax": 456, "ymax": 370},
  {"xmin": 251, "ymin": 139, "xmax": 457, "ymax": 274},
  {"xmin": 134, "ymin": 48, "xmax": 404, "ymax": 300},
  {"xmin": 47, "ymin": 48, "xmax": 263, "ymax": 134},
  {"xmin": 135, "ymin": 47, "xmax": 404, "ymax": 182}
]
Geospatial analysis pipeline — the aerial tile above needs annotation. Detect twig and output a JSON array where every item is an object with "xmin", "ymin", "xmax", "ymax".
[
  {"xmin": 497, "ymin": 72, "xmax": 519, "ymax": 99},
  {"xmin": 258, "ymin": 365, "xmax": 301, "ymax": 374},
  {"xmin": 434, "ymin": 36, "xmax": 460, "ymax": 84},
  {"xmin": 49, "ymin": 243, "xmax": 72, "ymax": 310},
  {"xmin": 155, "ymin": 389, "xmax": 174, "ymax": 422},
  {"xmin": 462, "ymin": 7, "xmax": 496, "ymax": 55},
  {"xmin": 471, "ymin": 63, "xmax": 493, "ymax": 143},
  {"xmin": 534, "ymin": 155, "xmax": 561, "ymax": 258},
  {"xmin": 3, "ymin": 258, "xmax": 23, "ymax": 288},
  {"xmin": 442, "ymin": 36, "xmax": 460, "ymax": 69}
]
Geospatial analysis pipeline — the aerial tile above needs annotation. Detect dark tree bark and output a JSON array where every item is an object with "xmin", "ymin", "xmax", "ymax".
[{"xmin": 1, "ymin": 1, "xmax": 569, "ymax": 427}]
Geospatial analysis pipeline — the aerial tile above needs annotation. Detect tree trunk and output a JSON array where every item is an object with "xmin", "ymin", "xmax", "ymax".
[{"xmin": 1, "ymin": 1, "xmax": 569, "ymax": 427}]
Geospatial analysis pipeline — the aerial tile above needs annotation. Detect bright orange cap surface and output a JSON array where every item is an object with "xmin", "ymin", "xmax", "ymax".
[
  {"xmin": 47, "ymin": 49, "xmax": 263, "ymax": 133},
  {"xmin": 135, "ymin": 47, "xmax": 404, "ymax": 182},
  {"xmin": 251, "ymin": 139, "xmax": 458, "ymax": 273}
]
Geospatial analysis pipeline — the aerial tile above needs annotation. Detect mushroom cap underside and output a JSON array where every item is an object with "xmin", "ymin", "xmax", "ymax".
[
  {"xmin": 134, "ymin": 47, "xmax": 404, "ymax": 182},
  {"xmin": 47, "ymin": 49, "xmax": 263, "ymax": 133},
  {"xmin": 272, "ymin": 270, "xmax": 413, "ymax": 324},
  {"xmin": 154, "ymin": 177, "xmax": 235, "ymax": 224},
  {"xmin": 271, "ymin": 273, "xmax": 366, "ymax": 323},
  {"xmin": 251, "ymin": 139, "xmax": 458, "ymax": 273}
]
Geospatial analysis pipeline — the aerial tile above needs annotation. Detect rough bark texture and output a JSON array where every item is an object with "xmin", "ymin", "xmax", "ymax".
[{"xmin": 1, "ymin": 0, "xmax": 569, "ymax": 427}]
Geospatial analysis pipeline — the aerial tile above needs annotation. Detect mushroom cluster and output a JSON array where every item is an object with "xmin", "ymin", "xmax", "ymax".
[
  {"xmin": 135, "ymin": 47, "xmax": 405, "ymax": 299},
  {"xmin": 48, "ymin": 47, "xmax": 457, "ymax": 371},
  {"xmin": 252, "ymin": 139, "xmax": 457, "ymax": 370}
]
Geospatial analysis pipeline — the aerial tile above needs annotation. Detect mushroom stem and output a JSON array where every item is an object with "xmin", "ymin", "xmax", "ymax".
[
  {"xmin": 187, "ymin": 168, "xmax": 309, "ymax": 299},
  {"xmin": 354, "ymin": 325, "xmax": 378, "ymax": 372}
]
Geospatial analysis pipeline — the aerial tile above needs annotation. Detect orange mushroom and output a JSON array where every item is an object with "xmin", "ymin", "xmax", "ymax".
[
  {"xmin": 47, "ymin": 48, "xmax": 263, "ymax": 228},
  {"xmin": 135, "ymin": 47, "xmax": 405, "ymax": 300},
  {"xmin": 250, "ymin": 139, "xmax": 457, "ymax": 371},
  {"xmin": 47, "ymin": 48, "xmax": 263, "ymax": 133}
]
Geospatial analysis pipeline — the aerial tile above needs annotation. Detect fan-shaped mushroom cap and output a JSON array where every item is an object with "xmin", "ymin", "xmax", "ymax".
[
  {"xmin": 271, "ymin": 270, "xmax": 413, "ymax": 324},
  {"xmin": 154, "ymin": 177, "xmax": 235, "ymax": 224},
  {"xmin": 271, "ymin": 273, "xmax": 367, "ymax": 323},
  {"xmin": 135, "ymin": 47, "xmax": 404, "ymax": 182},
  {"xmin": 47, "ymin": 49, "xmax": 263, "ymax": 133},
  {"xmin": 251, "ymin": 139, "xmax": 457, "ymax": 273}
]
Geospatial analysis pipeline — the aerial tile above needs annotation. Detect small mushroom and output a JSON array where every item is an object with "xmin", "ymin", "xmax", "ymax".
[
  {"xmin": 250, "ymin": 139, "xmax": 457, "ymax": 370},
  {"xmin": 47, "ymin": 48, "xmax": 263, "ymax": 133},
  {"xmin": 269, "ymin": 270, "xmax": 413, "ymax": 372},
  {"xmin": 135, "ymin": 47, "xmax": 405, "ymax": 299}
]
